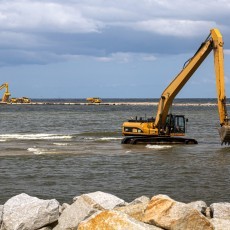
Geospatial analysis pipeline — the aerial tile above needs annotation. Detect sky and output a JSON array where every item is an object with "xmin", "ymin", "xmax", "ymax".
[{"xmin": 0, "ymin": 0, "xmax": 230, "ymax": 99}]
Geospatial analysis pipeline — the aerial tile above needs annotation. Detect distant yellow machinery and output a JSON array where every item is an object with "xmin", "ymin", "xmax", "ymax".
[
  {"xmin": 122, "ymin": 28, "xmax": 230, "ymax": 145},
  {"xmin": 0, "ymin": 82, "xmax": 31, "ymax": 104},
  {"xmin": 86, "ymin": 97, "xmax": 102, "ymax": 103},
  {"xmin": 10, "ymin": 97, "xmax": 31, "ymax": 103},
  {"xmin": 0, "ymin": 83, "xmax": 11, "ymax": 103}
]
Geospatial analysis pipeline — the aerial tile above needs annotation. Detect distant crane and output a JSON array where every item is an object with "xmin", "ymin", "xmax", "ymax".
[{"xmin": 0, "ymin": 83, "xmax": 11, "ymax": 103}]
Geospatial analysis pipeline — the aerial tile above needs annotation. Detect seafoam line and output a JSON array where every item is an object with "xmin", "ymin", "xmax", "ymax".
[{"xmin": 0, "ymin": 133, "xmax": 72, "ymax": 140}]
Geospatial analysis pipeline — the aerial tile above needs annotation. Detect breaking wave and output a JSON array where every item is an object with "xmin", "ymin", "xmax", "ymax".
[
  {"xmin": 99, "ymin": 137, "xmax": 122, "ymax": 140},
  {"xmin": 27, "ymin": 147, "xmax": 59, "ymax": 155},
  {"xmin": 0, "ymin": 133, "xmax": 73, "ymax": 140},
  {"xmin": 83, "ymin": 137, "xmax": 122, "ymax": 141},
  {"xmin": 27, "ymin": 147, "xmax": 45, "ymax": 155}
]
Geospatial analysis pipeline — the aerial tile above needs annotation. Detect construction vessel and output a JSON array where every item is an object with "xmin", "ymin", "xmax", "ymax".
[{"xmin": 122, "ymin": 28, "xmax": 230, "ymax": 145}]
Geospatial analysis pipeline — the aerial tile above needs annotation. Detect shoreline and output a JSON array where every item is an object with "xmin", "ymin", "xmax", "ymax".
[
  {"xmin": 0, "ymin": 102, "xmax": 221, "ymax": 106},
  {"xmin": 0, "ymin": 191, "xmax": 229, "ymax": 229}
]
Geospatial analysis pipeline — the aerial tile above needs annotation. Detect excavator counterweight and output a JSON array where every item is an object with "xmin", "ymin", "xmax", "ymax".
[{"xmin": 122, "ymin": 28, "xmax": 230, "ymax": 145}]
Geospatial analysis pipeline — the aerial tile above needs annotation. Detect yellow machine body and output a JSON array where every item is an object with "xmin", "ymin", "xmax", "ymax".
[
  {"xmin": 86, "ymin": 97, "xmax": 102, "ymax": 103},
  {"xmin": 10, "ymin": 97, "xmax": 31, "ymax": 103}
]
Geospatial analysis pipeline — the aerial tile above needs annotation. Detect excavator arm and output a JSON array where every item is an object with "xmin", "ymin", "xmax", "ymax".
[
  {"xmin": 212, "ymin": 30, "xmax": 230, "ymax": 144},
  {"xmin": 0, "ymin": 83, "xmax": 11, "ymax": 103},
  {"xmin": 154, "ymin": 39, "xmax": 212, "ymax": 127},
  {"xmin": 212, "ymin": 29, "xmax": 228, "ymax": 126}
]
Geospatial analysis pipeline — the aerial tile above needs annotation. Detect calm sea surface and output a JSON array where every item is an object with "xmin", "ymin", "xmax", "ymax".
[{"xmin": 0, "ymin": 98, "xmax": 230, "ymax": 205}]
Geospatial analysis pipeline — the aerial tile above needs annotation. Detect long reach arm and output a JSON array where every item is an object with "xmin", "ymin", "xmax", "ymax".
[
  {"xmin": 154, "ymin": 28, "xmax": 230, "ymax": 144},
  {"xmin": 0, "ymin": 82, "xmax": 11, "ymax": 103}
]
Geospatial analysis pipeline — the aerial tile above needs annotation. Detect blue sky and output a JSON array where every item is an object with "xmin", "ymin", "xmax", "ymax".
[{"xmin": 0, "ymin": 0, "xmax": 230, "ymax": 98}]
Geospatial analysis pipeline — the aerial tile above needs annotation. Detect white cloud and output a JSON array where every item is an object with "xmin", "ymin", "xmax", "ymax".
[
  {"xmin": 135, "ymin": 19, "xmax": 218, "ymax": 37},
  {"xmin": 0, "ymin": 0, "xmax": 229, "ymax": 35},
  {"xmin": 0, "ymin": 1, "xmax": 102, "ymax": 33}
]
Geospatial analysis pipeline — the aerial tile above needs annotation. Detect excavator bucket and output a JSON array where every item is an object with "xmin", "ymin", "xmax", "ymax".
[{"xmin": 219, "ymin": 125, "xmax": 230, "ymax": 145}]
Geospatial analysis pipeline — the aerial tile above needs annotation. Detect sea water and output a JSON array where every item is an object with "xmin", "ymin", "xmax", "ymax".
[{"xmin": 0, "ymin": 98, "xmax": 230, "ymax": 205}]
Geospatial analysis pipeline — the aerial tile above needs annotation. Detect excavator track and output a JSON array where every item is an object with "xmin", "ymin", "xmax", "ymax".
[
  {"xmin": 121, "ymin": 136, "xmax": 198, "ymax": 145},
  {"xmin": 219, "ymin": 125, "xmax": 230, "ymax": 145}
]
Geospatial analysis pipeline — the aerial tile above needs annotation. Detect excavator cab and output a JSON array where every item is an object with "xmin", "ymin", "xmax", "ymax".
[{"xmin": 164, "ymin": 114, "xmax": 186, "ymax": 136}]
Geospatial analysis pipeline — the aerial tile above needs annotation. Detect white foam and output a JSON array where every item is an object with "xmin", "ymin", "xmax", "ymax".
[
  {"xmin": 100, "ymin": 137, "xmax": 122, "ymax": 140},
  {"xmin": 27, "ymin": 147, "xmax": 44, "ymax": 155},
  {"xmin": 53, "ymin": 143, "xmax": 68, "ymax": 146},
  {"xmin": 0, "ymin": 133, "xmax": 72, "ymax": 140},
  {"xmin": 146, "ymin": 144, "xmax": 172, "ymax": 149}
]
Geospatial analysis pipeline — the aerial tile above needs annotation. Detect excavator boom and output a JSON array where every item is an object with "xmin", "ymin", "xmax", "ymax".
[
  {"xmin": 0, "ymin": 83, "xmax": 11, "ymax": 103},
  {"xmin": 154, "ymin": 39, "xmax": 213, "ymax": 128}
]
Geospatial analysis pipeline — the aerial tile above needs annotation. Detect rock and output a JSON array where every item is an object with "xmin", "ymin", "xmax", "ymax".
[
  {"xmin": 210, "ymin": 202, "xmax": 230, "ymax": 219},
  {"xmin": 142, "ymin": 194, "xmax": 214, "ymax": 230},
  {"xmin": 73, "ymin": 191, "xmax": 126, "ymax": 210},
  {"xmin": 129, "ymin": 196, "xmax": 150, "ymax": 205},
  {"xmin": 187, "ymin": 200, "xmax": 207, "ymax": 214},
  {"xmin": 78, "ymin": 210, "xmax": 163, "ymax": 230},
  {"xmin": 53, "ymin": 196, "xmax": 99, "ymax": 230},
  {"xmin": 59, "ymin": 203, "xmax": 70, "ymax": 213},
  {"xmin": 210, "ymin": 218, "xmax": 230, "ymax": 230},
  {"xmin": 115, "ymin": 196, "xmax": 150, "ymax": 221},
  {"xmin": 2, "ymin": 193, "xmax": 59, "ymax": 230}
]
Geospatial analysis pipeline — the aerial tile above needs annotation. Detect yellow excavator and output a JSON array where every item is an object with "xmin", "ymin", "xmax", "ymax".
[
  {"xmin": 86, "ymin": 97, "xmax": 102, "ymax": 103},
  {"xmin": 122, "ymin": 28, "xmax": 230, "ymax": 145},
  {"xmin": 10, "ymin": 97, "xmax": 31, "ymax": 103},
  {"xmin": 0, "ymin": 83, "xmax": 11, "ymax": 103},
  {"xmin": 0, "ymin": 82, "xmax": 31, "ymax": 104}
]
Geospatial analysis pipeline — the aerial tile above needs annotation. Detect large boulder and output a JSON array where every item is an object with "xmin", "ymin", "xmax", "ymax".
[
  {"xmin": 210, "ymin": 202, "xmax": 230, "ymax": 219},
  {"xmin": 53, "ymin": 196, "xmax": 100, "ymax": 230},
  {"xmin": 73, "ymin": 191, "xmax": 126, "ymax": 210},
  {"xmin": 142, "ymin": 194, "xmax": 214, "ymax": 230},
  {"xmin": 78, "ymin": 210, "xmax": 163, "ymax": 230},
  {"xmin": 1, "ymin": 193, "xmax": 59, "ymax": 230}
]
